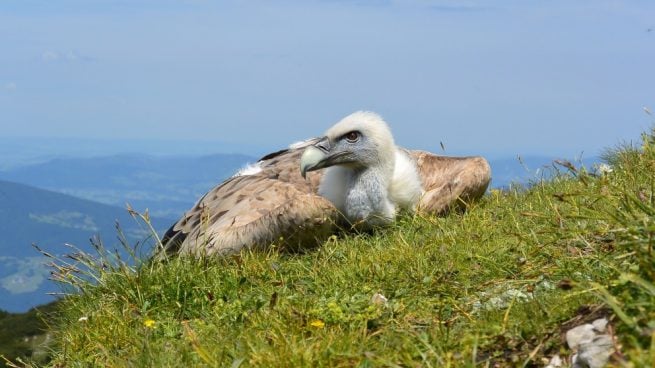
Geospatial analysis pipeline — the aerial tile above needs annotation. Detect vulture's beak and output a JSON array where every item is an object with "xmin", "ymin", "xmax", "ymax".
[{"xmin": 300, "ymin": 137, "xmax": 350, "ymax": 179}]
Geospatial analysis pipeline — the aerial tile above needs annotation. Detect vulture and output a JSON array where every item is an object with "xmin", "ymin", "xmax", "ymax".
[{"xmin": 161, "ymin": 111, "xmax": 491, "ymax": 256}]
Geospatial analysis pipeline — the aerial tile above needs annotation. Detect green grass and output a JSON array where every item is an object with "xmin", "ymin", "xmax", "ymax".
[
  {"xmin": 0, "ymin": 301, "xmax": 58, "ymax": 368},
  {"xmin": 25, "ymin": 129, "xmax": 655, "ymax": 366}
]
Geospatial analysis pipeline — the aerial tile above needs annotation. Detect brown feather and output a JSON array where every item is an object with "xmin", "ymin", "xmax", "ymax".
[
  {"xmin": 411, "ymin": 151, "xmax": 491, "ymax": 214},
  {"xmin": 162, "ymin": 147, "xmax": 336, "ymax": 256}
]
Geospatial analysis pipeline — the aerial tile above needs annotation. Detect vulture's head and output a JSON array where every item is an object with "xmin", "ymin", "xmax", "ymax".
[{"xmin": 300, "ymin": 111, "xmax": 396, "ymax": 178}]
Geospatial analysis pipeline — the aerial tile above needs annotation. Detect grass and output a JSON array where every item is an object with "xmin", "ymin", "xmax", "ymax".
[
  {"xmin": 0, "ymin": 302, "xmax": 58, "ymax": 368},
  {"xmin": 18, "ymin": 128, "xmax": 655, "ymax": 366}
]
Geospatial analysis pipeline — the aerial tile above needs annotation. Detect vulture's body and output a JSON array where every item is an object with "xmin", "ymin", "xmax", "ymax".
[{"xmin": 162, "ymin": 112, "xmax": 491, "ymax": 256}]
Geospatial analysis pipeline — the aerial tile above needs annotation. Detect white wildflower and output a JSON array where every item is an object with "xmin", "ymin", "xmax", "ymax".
[{"xmin": 596, "ymin": 163, "xmax": 613, "ymax": 175}]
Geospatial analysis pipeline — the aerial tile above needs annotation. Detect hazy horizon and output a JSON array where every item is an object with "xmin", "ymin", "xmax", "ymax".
[{"xmin": 0, "ymin": 134, "xmax": 613, "ymax": 171}]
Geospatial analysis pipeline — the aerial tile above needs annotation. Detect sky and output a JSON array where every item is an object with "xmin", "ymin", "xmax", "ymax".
[{"xmin": 0, "ymin": 0, "xmax": 654, "ymax": 159}]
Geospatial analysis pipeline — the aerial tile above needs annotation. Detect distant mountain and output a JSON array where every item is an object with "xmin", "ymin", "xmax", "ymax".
[
  {"xmin": 0, "ymin": 180, "xmax": 171, "ymax": 313},
  {"xmin": 0, "ymin": 137, "xmax": 270, "ymax": 170},
  {"xmin": 0, "ymin": 153, "xmax": 255, "ymax": 219}
]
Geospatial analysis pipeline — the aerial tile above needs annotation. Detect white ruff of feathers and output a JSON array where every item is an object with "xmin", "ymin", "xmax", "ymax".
[{"xmin": 317, "ymin": 111, "xmax": 423, "ymax": 224}]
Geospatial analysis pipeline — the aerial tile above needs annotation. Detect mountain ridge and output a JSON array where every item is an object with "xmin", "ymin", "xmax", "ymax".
[
  {"xmin": 0, "ymin": 179, "xmax": 171, "ymax": 312},
  {"xmin": 0, "ymin": 152, "xmax": 255, "ymax": 219}
]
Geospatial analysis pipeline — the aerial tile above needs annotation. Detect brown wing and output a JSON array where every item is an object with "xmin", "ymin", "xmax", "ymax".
[
  {"xmin": 410, "ymin": 151, "xmax": 491, "ymax": 215},
  {"xmin": 161, "ymin": 145, "xmax": 339, "ymax": 256}
]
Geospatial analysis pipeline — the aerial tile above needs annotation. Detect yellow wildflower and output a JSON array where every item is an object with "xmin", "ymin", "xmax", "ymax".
[
  {"xmin": 309, "ymin": 320, "xmax": 325, "ymax": 328},
  {"xmin": 144, "ymin": 319, "xmax": 156, "ymax": 328}
]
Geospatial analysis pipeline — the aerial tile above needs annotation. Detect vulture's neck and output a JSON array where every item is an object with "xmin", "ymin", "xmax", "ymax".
[{"xmin": 319, "ymin": 151, "xmax": 397, "ymax": 227}]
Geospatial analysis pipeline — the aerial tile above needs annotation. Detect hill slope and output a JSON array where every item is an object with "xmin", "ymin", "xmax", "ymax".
[
  {"xmin": 0, "ymin": 180, "xmax": 171, "ymax": 312},
  {"xmin": 36, "ymin": 129, "xmax": 655, "ymax": 366},
  {"xmin": 0, "ymin": 302, "xmax": 58, "ymax": 367}
]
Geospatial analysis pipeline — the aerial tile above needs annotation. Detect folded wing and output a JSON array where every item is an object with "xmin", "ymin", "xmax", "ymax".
[{"xmin": 161, "ymin": 143, "xmax": 339, "ymax": 256}]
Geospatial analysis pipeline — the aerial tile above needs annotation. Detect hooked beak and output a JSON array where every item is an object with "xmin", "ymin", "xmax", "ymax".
[{"xmin": 300, "ymin": 136, "xmax": 350, "ymax": 178}]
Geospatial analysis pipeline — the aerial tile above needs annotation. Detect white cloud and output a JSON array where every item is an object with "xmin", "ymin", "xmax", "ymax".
[
  {"xmin": 41, "ymin": 50, "xmax": 94, "ymax": 63},
  {"xmin": 42, "ymin": 51, "xmax": 59, "ymax": 61},
  {"xmin": 65, "ymin": 51, "xmax": 78, "ymax": 61}
]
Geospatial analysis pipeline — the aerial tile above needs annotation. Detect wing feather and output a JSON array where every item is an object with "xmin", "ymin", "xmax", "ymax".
[
  {"xmin": 162, "ymin": 145, "xmax": 336, "ymax": 256},
  {"xmin": 410, "ymin": 151, "xmax": 491, "ymax": 214}
]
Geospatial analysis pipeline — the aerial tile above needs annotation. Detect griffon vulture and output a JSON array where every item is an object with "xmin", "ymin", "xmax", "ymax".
[{"xmin": 161, "ymin": 111, "xmax": 491, "ymax": 256}]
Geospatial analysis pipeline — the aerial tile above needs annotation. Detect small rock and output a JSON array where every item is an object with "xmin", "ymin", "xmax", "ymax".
[
  {"xmin": 545, "ymin": 354, "xmax": 563, "ymax": 368},
  {"xmin": 505, "ymin": 289, "xmax": 530, "ymax": 301},
  {"xmin": 566, "ymin": 324, "xmax": 595, "ymax": 349},
  {"xmin": 485, "ymin": 296, "xmax": 505, "ymax": 310},
  {"xmin": 566, "ymin": 318, "xmax": 614, "ymax": 368},
  {"xmin": 481, "ymin": 289, "xmax": 532, "ymax": 311},
  {"xmin": 574, "ymin": 335, "xmax": 613, "ymax": 368},
  {"xmin": 538, "ymin": 279, "xmax": 556, "ymax": 291},
  {"xmin": 371, "ymin": 293, "xmax": 388, "ymax": 305},
  {"xmin": 592, "ymin": 318, "xmax": 608, "ymax": 333}
]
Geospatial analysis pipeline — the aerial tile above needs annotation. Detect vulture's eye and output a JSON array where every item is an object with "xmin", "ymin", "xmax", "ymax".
[{"xmin": 344, "ymin": 131, "xmax": 360, "ymax": 143}]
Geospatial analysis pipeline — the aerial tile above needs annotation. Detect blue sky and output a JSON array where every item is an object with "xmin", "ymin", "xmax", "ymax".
[{"xmin": 0, "ymin": 0, "xmax": 653, "ymax": 158}]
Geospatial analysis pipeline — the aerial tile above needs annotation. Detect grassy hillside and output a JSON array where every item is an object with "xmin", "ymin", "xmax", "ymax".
[
  {"xmin": 0, "ymin": 302, "xmax": 58, "ymax": 368},
  {"xmin": 23, "ymin": 129, "xmax": 655, "ymax": 366}
]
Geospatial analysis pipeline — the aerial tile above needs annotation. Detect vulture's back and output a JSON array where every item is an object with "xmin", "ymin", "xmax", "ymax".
[{"xmin": 161, "ymin": 144, "xmax": 339, "ymax": 256}]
